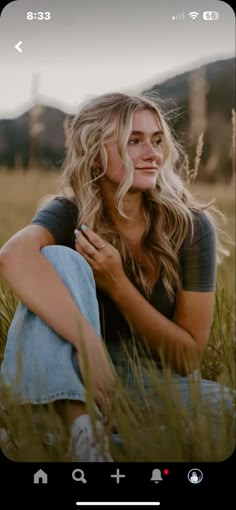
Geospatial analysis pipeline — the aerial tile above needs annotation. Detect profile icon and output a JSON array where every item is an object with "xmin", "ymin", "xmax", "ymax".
[{"xmin": 187, "ymin": 469, "xmax": 203, "ymax": 484}]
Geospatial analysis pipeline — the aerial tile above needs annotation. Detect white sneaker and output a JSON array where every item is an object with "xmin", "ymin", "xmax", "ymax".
[{"xmin": 67, "ymin": 415, "xmax": 113, "ymax": 462}]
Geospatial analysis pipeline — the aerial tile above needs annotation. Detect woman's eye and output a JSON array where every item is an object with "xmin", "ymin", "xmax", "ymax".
[
  {"xmin": 152, "ymin": 139, "xmax": 163, "ymax": 147},
  {"xmin": 128, "ymin": 138, "xmax": 139, "ymax": 144},
  {"xmin": 128, "ymin": 138, "xmax": 163, "ymax": 147}
]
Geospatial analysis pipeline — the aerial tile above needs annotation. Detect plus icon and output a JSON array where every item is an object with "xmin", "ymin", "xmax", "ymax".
[{"xmin": 110, "ymin": 468, "xmax": 126, "ymax": 484}]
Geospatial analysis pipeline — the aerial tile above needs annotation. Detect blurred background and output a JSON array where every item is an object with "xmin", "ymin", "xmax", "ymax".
[{"xmin": 0, "ymin": 57, "xmax": 235, "ymax": 180}]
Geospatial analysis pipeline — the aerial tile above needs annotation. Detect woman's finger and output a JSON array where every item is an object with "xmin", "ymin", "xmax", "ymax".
[
  {"xmin": 79, "ymin": 225, "xmax": 108, "ymax": 252},
  {"xmin": 75, "ymin": 230, "xmax": 100, "ymax": 259}
]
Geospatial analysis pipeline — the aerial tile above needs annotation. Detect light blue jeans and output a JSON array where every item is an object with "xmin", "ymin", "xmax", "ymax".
[{"xmin": 1, "ymin": 246, "xmax": 235, "ymax": 446}]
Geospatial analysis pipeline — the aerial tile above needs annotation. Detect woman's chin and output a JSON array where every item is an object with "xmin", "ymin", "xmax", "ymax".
[
  {"xmin": 130, "ymin": 181, "xmax": 157, "ymax": 192},
  {"xmin": 136, "ymin": 174, "xmax": 158, "ymax": 188}
]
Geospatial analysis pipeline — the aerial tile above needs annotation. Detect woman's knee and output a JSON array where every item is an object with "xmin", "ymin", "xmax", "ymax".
[
  {"xmin": 41, "ymin": 245, "xmax": 93, "ymax": 279},
  {"xmin": 41, "ymin": 245, "xmax": 96, "ymax": 293}
]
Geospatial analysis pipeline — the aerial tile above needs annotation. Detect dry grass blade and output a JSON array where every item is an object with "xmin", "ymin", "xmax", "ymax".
[
  {"xmin": 186, "ymin": 132, "xmax": 204, "ymax": 184},
  {"xmin": 0, "ymin": 278, "xmax": 18, "ymax": 364}
]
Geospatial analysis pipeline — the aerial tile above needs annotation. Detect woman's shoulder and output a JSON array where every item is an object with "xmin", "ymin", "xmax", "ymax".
[
  {"xmin": 39, "ymin": 194, "xmax": 78, "ymax": 211},
  {"xmin": 33, "ymin": 194, "xmax": 78, "ymax": 219},
  {"xmin": 31, "ymin": 195, "xmax": 78, "ymax": 247},
  {"xmin": 191, "ymin": 209, "xmax": 215, "ymax": 230},
  {"xmin": 179, "ymin": 209, "xmax": 217, "ymax": 292},
  {"xmin": 182, "ymin": 209, "xmax": 216, "ymax": 251}
]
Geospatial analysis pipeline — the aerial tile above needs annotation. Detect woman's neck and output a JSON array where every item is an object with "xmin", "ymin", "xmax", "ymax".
[{"xmin": 100, "ymin": 179, "xmax": 145, "ymax": 230}]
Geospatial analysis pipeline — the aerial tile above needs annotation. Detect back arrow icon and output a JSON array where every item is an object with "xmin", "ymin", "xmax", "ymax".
[{"xmin": 15, "ymin": 41, "xmax": 23, "ymax": 53}]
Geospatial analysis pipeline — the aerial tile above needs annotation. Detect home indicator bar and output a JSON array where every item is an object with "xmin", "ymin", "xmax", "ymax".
[{"xmin": 76, "ymin": 503, "xmax": 161, "ymax": 507}]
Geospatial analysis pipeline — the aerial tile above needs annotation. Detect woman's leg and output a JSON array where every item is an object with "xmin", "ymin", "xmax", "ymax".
[
  {"xmin": 171, "ymin": 371, "xmax": 235, "ymax": 419},
  {"xmin": 0, "ymin": 245, "xmax": 113, "ymax": 461}
]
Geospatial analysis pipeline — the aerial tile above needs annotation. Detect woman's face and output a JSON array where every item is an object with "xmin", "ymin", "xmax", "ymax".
[{"xmin": 104, "ymin": 109, "xmax": 164, "ymax": 191}]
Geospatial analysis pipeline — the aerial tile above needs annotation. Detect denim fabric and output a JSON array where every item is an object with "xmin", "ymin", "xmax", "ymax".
[
  {"xmin": 1, "ymin": 246, "xmax": 101, "ymax": 408},
  {"xmin": 1, "ymin": 246, "xmax": 235, "ymax": 421}
]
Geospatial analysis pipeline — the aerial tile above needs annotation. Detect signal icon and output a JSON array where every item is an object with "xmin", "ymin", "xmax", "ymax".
[
  {"xmin": 172, "ymin": 12, "xmax": 185, "ymax": 20},
  {"xmin": 188, "ymin": 12, "xmax": 199, "ymax": 19}
]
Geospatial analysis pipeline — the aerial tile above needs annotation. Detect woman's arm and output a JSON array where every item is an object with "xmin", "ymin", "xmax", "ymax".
[
  {"xmin": 110, "ymin": 278, "xmax": 215, "ymax": 375},
  {"xmin": 0, "ymin": 225, "xmax": 115, "ymax": 414},
  {"xmin": 0, "ymin": 225, "xmax": 97, "ymax": 349}
]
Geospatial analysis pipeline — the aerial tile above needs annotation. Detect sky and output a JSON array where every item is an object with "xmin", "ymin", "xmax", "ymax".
[{"xmin": 0, "ymin": 0, "xmax": 235, "ymax": 118}]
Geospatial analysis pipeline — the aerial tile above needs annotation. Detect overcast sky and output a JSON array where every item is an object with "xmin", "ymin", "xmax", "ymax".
[{"xmin": 0, "ymin": 0, "xmax": 235, "ymax": 118}]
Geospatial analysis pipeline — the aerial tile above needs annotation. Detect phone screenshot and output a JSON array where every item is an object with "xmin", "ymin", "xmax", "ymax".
[{"xmin": 0, "ymin": 0, "xmax": 235, "ymax": 508}]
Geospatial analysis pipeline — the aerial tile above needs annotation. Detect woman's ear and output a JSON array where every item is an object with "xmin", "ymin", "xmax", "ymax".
[{"xmin": 91, "ymin": 166, "xmax": 101, "ymax": 178}]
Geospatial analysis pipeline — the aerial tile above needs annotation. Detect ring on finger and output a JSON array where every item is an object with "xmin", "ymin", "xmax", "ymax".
[{"xmin": 98, "ymin": 243, "xmax": 106, "ymax": 251}]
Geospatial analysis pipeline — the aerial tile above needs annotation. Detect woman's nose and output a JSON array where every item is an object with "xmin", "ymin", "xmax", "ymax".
[{"xmin": 142, "ymin": 142, "xmax": 162, "ymax": 160}]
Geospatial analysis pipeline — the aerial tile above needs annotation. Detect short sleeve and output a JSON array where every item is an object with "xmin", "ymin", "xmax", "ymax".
[
  {"xmin": 179, "ymin": 211, "xmax": 216, "ymax": 292},
  {"xmin": 31, "ymin": 196, "xmax": 78, "ymax": 248}
]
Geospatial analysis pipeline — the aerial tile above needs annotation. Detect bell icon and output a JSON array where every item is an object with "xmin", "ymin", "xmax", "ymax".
[{"xmin": 150, "ymin": 468, "xmax": 163, "ymax": 483}]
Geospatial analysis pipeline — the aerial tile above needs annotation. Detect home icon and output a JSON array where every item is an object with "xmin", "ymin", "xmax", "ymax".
[{"xmin": 33, "ymin": 469, "xmax": 48, "ymax": 484}]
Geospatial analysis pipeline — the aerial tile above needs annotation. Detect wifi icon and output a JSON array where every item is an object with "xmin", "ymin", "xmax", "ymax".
[{"xmin": 188, "ymin": 11, "xmax": 199, "ymax": 19}]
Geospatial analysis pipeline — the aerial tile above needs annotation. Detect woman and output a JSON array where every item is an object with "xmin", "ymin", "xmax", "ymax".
[{"xmin": 0, "ymin": 92, "xmax": 233, "ymax": 462}]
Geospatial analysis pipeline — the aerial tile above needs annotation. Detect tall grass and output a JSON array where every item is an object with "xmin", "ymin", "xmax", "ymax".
[{"xmin": 0, "ymin": 286, "xmax": 235, "ymax": 462}]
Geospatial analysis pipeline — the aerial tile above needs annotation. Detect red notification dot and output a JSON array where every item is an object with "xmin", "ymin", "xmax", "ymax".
[{"xmin": 163, "ymin": 469, "xmax": 169, "ymax": 475}]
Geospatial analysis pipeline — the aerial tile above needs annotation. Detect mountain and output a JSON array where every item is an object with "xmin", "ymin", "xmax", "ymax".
[
  {"xmin": 145, "ymin": 57, "xmax": 235, "ymax": 114},
  {"xmin": 0, "ymin": 57, "xmax": 235, "ymax": 181},
  {"xmin": 0, "ymin": 105, "xmax": 72, "ymax": 169}
]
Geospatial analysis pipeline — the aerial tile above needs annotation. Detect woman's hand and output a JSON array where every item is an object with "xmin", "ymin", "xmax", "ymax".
[{"xmin": 74, "ymin": 225, "xmax": 127, "ymax": 297}]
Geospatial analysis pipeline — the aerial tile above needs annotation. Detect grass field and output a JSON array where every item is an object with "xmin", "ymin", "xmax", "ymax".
[{"xmin": 0, "ymin": 168, "xmax": 235, "ymax": 462}]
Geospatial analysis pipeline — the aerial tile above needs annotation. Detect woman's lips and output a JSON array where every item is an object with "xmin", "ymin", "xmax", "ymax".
[{"xmin": 136, "ymin": 167, "xmax": 157, "ymax": 173}]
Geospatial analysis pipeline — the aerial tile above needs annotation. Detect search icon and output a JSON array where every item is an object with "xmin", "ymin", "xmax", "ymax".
[{"xmin": 72, "ymin": 469, "xmax": 87, "ymax": 483}]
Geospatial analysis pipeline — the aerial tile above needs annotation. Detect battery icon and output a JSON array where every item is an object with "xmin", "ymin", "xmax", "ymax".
[{"xmin": 203, "ymin": 11, "xmax": 220, "ymax": 20}]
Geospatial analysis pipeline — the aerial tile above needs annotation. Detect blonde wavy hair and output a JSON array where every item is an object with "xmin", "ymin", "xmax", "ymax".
[{"xmin": 40, "ymin": 92, "xmax": 228, "ymax": 301}]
